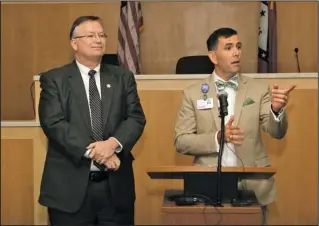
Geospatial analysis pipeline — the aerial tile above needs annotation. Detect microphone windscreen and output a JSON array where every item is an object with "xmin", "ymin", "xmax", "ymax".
[{"xmin": 217, "ymin": 90, "xmax": 228, "ymax": 98}]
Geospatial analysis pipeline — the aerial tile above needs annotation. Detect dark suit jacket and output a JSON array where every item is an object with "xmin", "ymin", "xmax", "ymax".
[{"xmin": 38, "ymin": 60, "xmax": 146, "ymax": 213}]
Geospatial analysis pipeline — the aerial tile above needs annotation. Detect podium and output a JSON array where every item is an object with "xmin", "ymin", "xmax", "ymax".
[{"xmin": 147, "ymin": 166, "xmax": 276, "ymax": 225}]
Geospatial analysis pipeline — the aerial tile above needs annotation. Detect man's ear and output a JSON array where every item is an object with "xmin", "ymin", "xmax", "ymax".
[
  {"xmin": 208, "ymin": 51, "xmax": 217, "ymax": 65},
  {"xmin": 70, "ymin": 39, "xmax": 77, "ymax": 51}
]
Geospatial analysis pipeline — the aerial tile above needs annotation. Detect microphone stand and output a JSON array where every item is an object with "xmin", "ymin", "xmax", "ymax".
[
  {"xmin": 215, "ymin": 107, "xmax": 226, "ymax": 207},
  {"xmin": 294, "ymin": 48, "xmax": 301, "ymax": 73},
  {"xmin": 295, "ymin": 53, "xmax": 300, "ymax": 73}
]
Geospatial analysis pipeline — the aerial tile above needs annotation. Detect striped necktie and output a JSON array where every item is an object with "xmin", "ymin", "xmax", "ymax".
[{"xmin": 88, "ymin": 69, "xmax": 106, "ymax": 171}]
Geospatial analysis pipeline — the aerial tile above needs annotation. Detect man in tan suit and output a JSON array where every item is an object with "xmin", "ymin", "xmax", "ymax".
[{"xmin": 174, "ymin": 28, "xmax": 295, "ymax": 208}]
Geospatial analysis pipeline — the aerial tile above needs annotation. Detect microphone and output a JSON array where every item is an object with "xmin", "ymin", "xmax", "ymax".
[
  {"xmin": 215, "ymin": 90, "xmax": 229, "ymax": 207},
  {"xmin": 217, "ymin": 91, "xmax": 228, "ymax": 117},
  {"xmin": 294, "ymin": 48, "xmax": 301, "ymax": 73}
]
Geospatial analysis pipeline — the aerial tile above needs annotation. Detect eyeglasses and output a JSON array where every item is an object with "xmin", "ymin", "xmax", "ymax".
[{"xmin": 73, "ymin": 33, "xmax": 108, "ymax": 42}]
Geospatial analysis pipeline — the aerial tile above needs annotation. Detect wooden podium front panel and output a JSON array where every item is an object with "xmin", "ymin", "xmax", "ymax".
[{"xmin": 161, "ymin": 196, "xmax": 262, "ymax": 225}]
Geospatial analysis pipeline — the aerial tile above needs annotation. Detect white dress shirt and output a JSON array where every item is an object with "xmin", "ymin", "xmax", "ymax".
[
  {"xmin": 76, "ymin": 60, "xmax": 122, "ymax": 171},
  {"xmin": 213, "ymin": 71, "xmax": 284, "ymax": 166}
]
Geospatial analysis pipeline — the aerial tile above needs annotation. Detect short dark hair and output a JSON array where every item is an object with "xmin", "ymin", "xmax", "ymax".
[
  {"xmin": 69, "ymin": 15, "xmax": 102, "ymax": 40},
  {"xmin": 206, "ymin": 28, "xmax": 238, "ymax": 51}
]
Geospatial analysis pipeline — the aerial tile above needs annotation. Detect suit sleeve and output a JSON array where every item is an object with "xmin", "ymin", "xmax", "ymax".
[
  {"xmin": 112, "ymin": 72, "xmax": 146, "ymax": 155},
  {"xmin": 174, "ymin": 90, "xmax": 217, "ymax": 156},
  {"xmin": 259, "ymin": 85, "xmax": 288, "ymax": 139},
  {"xmin": 38, "ymin": 73, "xmax": 89, "ymax": 165}
]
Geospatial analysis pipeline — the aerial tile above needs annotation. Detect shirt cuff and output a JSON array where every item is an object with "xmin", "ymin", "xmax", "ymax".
[
  {"xmin": 271, "ymin": 107, "xmax": 285, "ymax": 122},
  {"xmin": 110, "ymin": 137, "xmax": 123, "ymax": 153},
  {"xmin": 84, "ymin": 148, "xmax": 91, "ymax": 158}
]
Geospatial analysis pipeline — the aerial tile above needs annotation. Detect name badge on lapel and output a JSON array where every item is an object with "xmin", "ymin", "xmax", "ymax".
[
  {"xmin": 197, "ymin": 83, "xmax": 213, "ymax": 110},
  {"xmin": 197, "ymin": 98, "xmax": 214, "ymax": 110}
]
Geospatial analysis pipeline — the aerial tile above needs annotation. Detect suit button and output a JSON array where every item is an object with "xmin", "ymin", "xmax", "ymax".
[{"xmin": 90, "ymin": 172, "xmax": 96, "ymax": 181}]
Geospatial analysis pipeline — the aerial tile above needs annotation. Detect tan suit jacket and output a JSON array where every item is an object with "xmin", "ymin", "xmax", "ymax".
[{"xmin": 174, "ymin": 73, "xmax": 288, "ymax": 205}]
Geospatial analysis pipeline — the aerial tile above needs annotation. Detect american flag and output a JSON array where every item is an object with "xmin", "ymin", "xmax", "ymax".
[
  {"xmin": 258, "ymin": 1, "xmax": 277, "ymax": 73},
  {"xmin": 117, "ymin": 1, "xmax": 144, "ymax": 74}
]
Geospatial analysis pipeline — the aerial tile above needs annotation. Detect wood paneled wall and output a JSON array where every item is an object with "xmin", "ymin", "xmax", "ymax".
[
  {"xmin": 1, "ymin": 2, "xmax": 318, "ymax": 120},
  {"xmin": 1, "ymin": 127, "xmax": 48, "ymax": 225},
  {"xmin": 1, "ymin": 139, "xmax": 34, "ymax": 225},
  {"xmin": 1, "ymin": 78, "xmax": 318, "ymax": 225}
]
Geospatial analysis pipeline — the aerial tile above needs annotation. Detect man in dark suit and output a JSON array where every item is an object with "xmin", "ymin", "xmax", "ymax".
[{"xmin": 38, "ymin": 15, "xmax": 146, "ymax": 226}]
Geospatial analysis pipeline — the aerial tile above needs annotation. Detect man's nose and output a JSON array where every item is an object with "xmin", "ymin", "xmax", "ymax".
[
  {"xmin": 93, "ymin": 34, "xmax": 102, "ymax": 43},
  {"xmin": 233, "ymin": 48, "xmax": 240, "ymax": 56}
]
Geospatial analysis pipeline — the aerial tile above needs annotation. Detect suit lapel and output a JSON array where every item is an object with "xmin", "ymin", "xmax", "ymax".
[
  {"xmin": 68, "ymin": 62, "xmax": 92, "ymax": 132},
  {"xmin": 234, "ymin": 74, "xmax": 249, "ymax": 126},
  {"xmin": 99, "ymin": 64, "xmax": 114, "ymax": 130},
  {"xmin": 206, "ymin": 75, "xmax": 221, "ymax": 130}
]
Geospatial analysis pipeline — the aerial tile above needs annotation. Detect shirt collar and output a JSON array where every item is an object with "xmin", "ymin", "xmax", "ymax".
[
  {"xmin": 76, "ymin": 60, "xmax": 101, "ymax": 76},
  {"xmin": 212, "ymin": 70, "xmax": 238, "ymax": 82}
]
